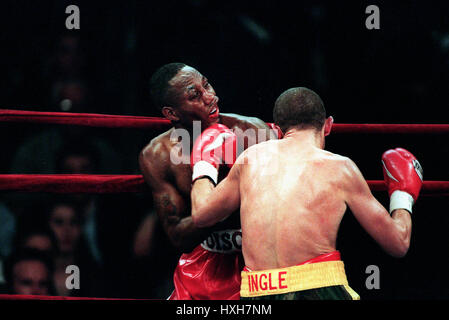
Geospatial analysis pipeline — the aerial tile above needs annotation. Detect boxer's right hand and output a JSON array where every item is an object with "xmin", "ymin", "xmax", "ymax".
[
  {"xmin": 382, "ymin": 148, "xmax": 423, "ymax": 214},
  {"xmin": 191, "ymin": 123, "xmax": 237, "ymax": 185}
]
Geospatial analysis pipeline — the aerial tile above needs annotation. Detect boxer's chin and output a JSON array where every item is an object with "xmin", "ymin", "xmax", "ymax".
[
  {"xmin": 205, "ymin": 115, "xmax": 220, "ymax": 127},
  {"xmin": 208, "ymin": 116, "xmax": 220, "ymax": 125}
]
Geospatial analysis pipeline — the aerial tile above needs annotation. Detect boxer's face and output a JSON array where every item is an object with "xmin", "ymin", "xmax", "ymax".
[
  {"xmin": 12, "ymin": 260, "xmax": 50, "ymax": 295},
  {"xmin": 164, "ymin": 66, "xmax": 220, "ymax": 128}
]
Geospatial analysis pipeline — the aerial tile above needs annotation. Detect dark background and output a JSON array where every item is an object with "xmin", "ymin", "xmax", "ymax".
[{"xmin": 0, "ymin": 0, "xmax": 448, "ymax": 300}]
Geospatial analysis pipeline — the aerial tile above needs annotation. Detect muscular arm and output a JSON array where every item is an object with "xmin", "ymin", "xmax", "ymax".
[
  {"xmin": 342, "ymin": 158, "xmax": 412, "ymax": 257},
  {"xmin": 191, "ymin": 160, "xmax": 242, "ymax": 228},
  {"xmin": 139, "ymin": 145, "xmax": 210, "ymax": 252}
]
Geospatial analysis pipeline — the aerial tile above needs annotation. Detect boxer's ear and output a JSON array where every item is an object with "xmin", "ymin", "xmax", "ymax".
[
  {"xmin": 324, "ymin": 116, "xmax": 334, "ymax": 136},
  {"xmin": 162, "ymin": 106, "xmax": 180, "ymax": 122}
]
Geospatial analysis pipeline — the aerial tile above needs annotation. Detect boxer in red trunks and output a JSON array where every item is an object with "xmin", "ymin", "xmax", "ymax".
[
  {"xmin": 139, "ymin": 63, "xmax": 279, "ymax": 299},
  {"xmin": 191, "ymin": 87, "xmax": 423, "ymax": 300}
]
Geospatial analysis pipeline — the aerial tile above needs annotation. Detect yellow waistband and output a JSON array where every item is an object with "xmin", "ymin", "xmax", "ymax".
[{"xmin": 240, "ymin": 261, "xmax": 349, "ymax": 297}]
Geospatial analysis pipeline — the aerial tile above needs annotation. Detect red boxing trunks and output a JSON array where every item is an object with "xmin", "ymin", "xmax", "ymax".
[{"xmin": 168, "ymin": 229, "xmax": 244, "ymax": 300}]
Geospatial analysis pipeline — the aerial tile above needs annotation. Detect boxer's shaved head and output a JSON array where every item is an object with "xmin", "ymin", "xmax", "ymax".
[{"xmin": 273, "ymin": 87, "xmax": 326, "ymax": 133}]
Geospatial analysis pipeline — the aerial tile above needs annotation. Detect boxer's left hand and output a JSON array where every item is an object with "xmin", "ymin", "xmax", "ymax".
[
  {"xmin": 382, "ymin": 148, "xmax": 423, "ymax": 214},
  {"xmin": 191, "ymin": 123, "xmax": 237, "ymax": 184}
]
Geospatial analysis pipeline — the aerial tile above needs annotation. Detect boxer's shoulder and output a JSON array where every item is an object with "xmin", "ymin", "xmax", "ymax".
[
  {"xmin": 220, "ymin": 113, "xmax": 272, "ymax": 146},
  {"xmin": 139, "ymin": 129, "xmax": 173, "ymax": 171},
  {"xmin": 315, "ymin": 149, "xmax": 350, "ymax": 163},
  {"xmin": 142, "ymin": 129, "xmax": 174, "ymax": 155},
  {"xmin": 316, "ymin": 151, "xmax": 364, "ymax": 189},
  {"xmin": 309, "ymin": 150, "xmax": 356, "ymax": 179},
  {"xmin": 220, "ymin": 113, "xmax": 268, "ymax": 130}
]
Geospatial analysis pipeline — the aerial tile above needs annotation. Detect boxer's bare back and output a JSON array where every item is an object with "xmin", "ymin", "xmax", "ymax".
[
  {"xmin": 192, "ymin": 127, "xmax": 412, "ymax": 271},
  {"xmin": 239, "ymin": 131, "xmax": 349, "ymax": 270}
]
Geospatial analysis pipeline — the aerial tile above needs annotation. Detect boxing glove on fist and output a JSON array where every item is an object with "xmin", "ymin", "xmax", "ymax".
[
  {"xmin": 266, "ymin": 123, "xmax": 284, "ymax": 139},
  {"xmin": 382, "ymin": 148, "xmax": 423, "ymax": 214},
  {"xmin": 191, "ymin": 123, "xmax": 237, "ymax": 184}
]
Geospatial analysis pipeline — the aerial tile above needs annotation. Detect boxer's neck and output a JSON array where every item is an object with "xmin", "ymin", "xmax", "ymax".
[{"xmin": 284, "ymin": 129, "xmax": 324, "ymax": 149}]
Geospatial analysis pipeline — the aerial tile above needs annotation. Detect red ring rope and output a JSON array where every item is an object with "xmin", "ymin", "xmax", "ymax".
[
  {"xmin": 0, "ymin": 294, "xmax": 147, "ymax": 300},
  {"xmin": 0, "ymin": 174, "xmax": 147, "ymax": 193},
  {"xmin": 0, "ymin": 109, "xmax": 170, "ymax": 129},
  {"xmin": 0, "ymin": 174, "xmax": 447, "ymax": 195},
  {"xmin": 1, "ymin": 109, "xmax": 449, "ymax": 133}
]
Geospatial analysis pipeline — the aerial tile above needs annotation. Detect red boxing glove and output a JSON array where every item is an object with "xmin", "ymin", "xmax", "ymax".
[
  {"xmin": 266, "ymin": 123, "xmax": 284, "ymax": 139},
  {"xmin": 382, "ymin": 148, "xmax": 423, "ymax": 214},
  {"xmin": 191, "ymin": 123, "xmax": 237, "ymax": 184}
]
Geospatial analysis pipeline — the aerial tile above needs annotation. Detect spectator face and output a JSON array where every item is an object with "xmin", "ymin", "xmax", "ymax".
[
  {"xmin": 61, "ymin": 154, "xmax": 93, "ymax": 174},
  {"xmin": 23, "ymin": 234, "xmax": 54, "ymax": 253},
  {"xmin": 12, "ymin": 260, "xmax": 50, "ymax": 295},
  {"xmin": 49, "ymin": 205, "xmax": 81, "ymax": 254},
  {"xmin": 57, "ymin": 153, "xmax": 96, "ymax": 206},
  {"xmin": 55, "ymin": 35, "xmax": 83, "ymax": 74}
]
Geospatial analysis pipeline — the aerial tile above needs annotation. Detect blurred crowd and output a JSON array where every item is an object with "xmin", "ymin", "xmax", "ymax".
[{"xmin": 0, "ymin": 33, "xmax": 179, "ymax": 299}]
